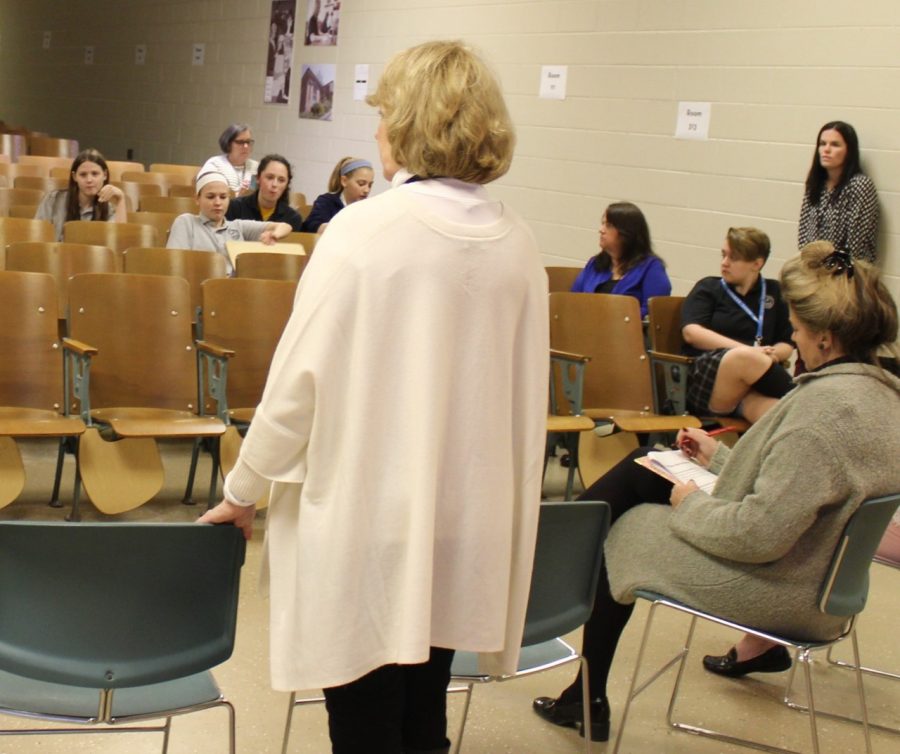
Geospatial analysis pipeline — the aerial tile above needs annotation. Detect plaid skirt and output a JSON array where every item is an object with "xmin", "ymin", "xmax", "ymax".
[{"xmin": 686, "ymin": 348, "xmax": 728, "ymax": 415}]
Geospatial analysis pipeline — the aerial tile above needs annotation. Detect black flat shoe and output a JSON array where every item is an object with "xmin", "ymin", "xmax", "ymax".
[
  {"xmin": 532, "ymin": 695, "xmax": 610, "ymax": 742},
  {"xmin": 703, "ymin": 645, "xmax": 792, "ymax": 678}
]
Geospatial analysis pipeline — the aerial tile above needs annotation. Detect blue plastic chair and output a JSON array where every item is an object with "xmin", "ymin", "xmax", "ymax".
[
  {"xmin": 0, "ymin": 522, "xmax": 246, "ymax": 752},
  {"xmin": 448, "ymin": 500, "xmax": 611, "ymax": 754},
  {"xmin": 612, "ymin": 493, "xmax": 900, "ymax": 754},
  {"xmin": 280, "ymin": 501, "xmax": 611, "ymax": 754}
]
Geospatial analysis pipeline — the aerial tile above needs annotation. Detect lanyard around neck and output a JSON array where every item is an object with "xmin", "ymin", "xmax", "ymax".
[{"xmin": 720, "ymin": 277, "xmax": 766, "ymax": 345}]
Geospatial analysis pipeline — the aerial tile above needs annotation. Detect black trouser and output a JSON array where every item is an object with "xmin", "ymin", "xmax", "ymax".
[
  {"xmin": 560, "ymin": 448, "xmax": 673, "ymax": 703},
  {"xmin": 323, "ymin": 646, "xmax": 455, "ymax": 754}
]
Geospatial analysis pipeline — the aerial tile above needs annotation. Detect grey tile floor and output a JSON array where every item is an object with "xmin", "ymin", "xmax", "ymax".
[{"xmin": 0, "ymin": 438, "xmax": 897, "ymax": 752}]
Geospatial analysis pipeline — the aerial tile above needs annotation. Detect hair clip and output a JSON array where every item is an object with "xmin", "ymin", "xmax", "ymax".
[{"xmin": 823, "ymin": 250, "xmax": 854, "ymax": 279}]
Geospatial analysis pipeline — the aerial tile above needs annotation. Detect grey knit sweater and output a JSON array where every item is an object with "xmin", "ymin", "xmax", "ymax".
[{"xmin": 606, "ymin": 362, "xmax": 900, "ymax": 640}]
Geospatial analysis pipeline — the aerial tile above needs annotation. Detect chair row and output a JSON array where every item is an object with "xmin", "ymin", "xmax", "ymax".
[{"xmin": 0, "ymin": 270, "xmax": 299, "ymax": 520}]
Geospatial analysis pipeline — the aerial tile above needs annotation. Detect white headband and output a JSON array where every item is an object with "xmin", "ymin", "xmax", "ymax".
[{"xmin": 195, "ymin": 171, "xmax": 230, "ymax": 194}]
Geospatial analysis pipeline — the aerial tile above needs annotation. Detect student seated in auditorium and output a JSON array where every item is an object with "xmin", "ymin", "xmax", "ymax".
[
  {"xmin": 34, "ymin": 148, "xmax": 127, "ymax": 241},
  {"xmin": 225, "ymin": 154, "xmax": 304, "ymax": 231},
  {"xmin": 301, "ymin": 156, "xmax": 374, "ymax": 233},
  {"xmin": 570, "ymin": 201, "xmax": 670, "ymax": 318},
  {"xmin": 681, "ymin": 226, "xmax": 794, "ymax": 423},
  {"xmin": 166, "ymin": 171, "xmax": 292, "ymax": 274}
]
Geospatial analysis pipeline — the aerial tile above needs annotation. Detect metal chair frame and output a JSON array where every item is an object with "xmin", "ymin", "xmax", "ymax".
[{"xmin": 612, "ymin": 493, "xmax": 900, "ymax": 754}]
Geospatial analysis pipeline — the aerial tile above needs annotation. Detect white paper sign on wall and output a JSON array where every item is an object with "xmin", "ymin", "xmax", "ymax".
[
  {"xmin": 675, "ymin": 101, "xmax": 711, "ymax": 140},
  {"xmin": 353, "ymin": 64, "xmax": 369, "ymax": 101},
  {"xmin": 539, "ymin": 65, "xmax": 568, "ymax": 100},
  {"xmin": 84, "ymin": 46, "xmax": 94, "ymax": 65},
  {"xmin": 135, "ymin": 44, "xmax": 147, "ymax": 66},
  {"xmin": 42, "ymin": 31, "xmax": 51, "ymax": 49},
  {"xmin": 192, "ymin": 43, "xmax": 205, "ymax": 66}
]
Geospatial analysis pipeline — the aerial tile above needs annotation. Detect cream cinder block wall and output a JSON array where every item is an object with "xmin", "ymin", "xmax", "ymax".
[{"xmin": 0, "ymin": 0, "xmax": 897, "ymax": 298}]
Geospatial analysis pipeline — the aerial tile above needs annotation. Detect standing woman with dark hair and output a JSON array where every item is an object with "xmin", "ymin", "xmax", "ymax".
[
  {"xmin": 200, "ymin": 123, "xmax": 259, "ymax": 194},
  {"xmin": 570, "ymin": 201, "xmax": 670, "ymax": 317},
  {"xmin": 301, "ymin": 156, "xmax": 374, "ymax": 233},
  {"xmin": 34, "ymin": 148, "xmax": 127, "ymax": 241},
  {"xmin": 798, "ymin": 120, "xmax": 879, "ymax": 263},
  {"xmin": 226, "ymin": 154, "xmax": 304, "ymax": 231}
]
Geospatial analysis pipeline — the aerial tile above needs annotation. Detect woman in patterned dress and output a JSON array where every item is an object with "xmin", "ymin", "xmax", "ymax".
[{"xmin": 798, "ymin": 121, "xmax": 879, "ymax": 263}]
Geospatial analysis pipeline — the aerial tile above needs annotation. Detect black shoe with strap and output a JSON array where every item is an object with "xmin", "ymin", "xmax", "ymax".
[{"xmin": 532, "ymin": 695, "xmax": 610, "ymax": 742}]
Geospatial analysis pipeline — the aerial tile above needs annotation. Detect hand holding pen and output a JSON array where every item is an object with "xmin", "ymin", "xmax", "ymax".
[{"xmin": 674, "ymin": 426, "xmax": 735, "ymax": 468}]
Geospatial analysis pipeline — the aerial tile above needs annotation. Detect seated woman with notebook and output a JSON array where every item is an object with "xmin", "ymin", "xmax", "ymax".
[
  {"xmin": 681, "ymin": 226, "xmax": 794, "ymax": 423},
  {"xmin": 167, "ymin": 171, "xmax": 292, "ymax": 273},
  {"xmin": 532, "ymin": 241, "xmax": 900, "ymax": 743}
]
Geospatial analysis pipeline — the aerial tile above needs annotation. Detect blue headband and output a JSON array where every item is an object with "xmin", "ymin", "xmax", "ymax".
[{"xmin": 340, "ymin": 159, "xmax": 372, "ymax": 176}]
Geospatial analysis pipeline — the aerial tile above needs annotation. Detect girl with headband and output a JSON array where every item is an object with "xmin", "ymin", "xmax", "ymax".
[{"xmin": 301, "ymin": 156, "xmax": 374, "ymax": 233}]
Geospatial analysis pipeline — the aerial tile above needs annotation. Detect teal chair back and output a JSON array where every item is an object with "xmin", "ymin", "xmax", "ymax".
[
  {"xmin": 522, "ymin": 500, "xmax": 610, "ymax": 646},
  {"xmin": 820, "ymin": 493, "xmax": 900, "ymax": 617},
  {"xmin": 0, "ymin": 522, "xmax": 245, "ymax": 688}
]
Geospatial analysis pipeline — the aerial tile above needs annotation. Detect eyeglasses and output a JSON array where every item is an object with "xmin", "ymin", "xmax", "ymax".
[
  {"xmin": 233, "ymin": 139, "xmax": 255, "ymax": 147},
  {"xmin": 822, "ymin": 250, "xmax": 854, "ymax": 279}
]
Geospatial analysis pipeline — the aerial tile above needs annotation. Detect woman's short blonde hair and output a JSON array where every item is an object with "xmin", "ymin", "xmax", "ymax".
[
  {"xmin": 781, "ymin": 241, "xmax": 898, "ymax": 363},
  {"xmin": 366, "ymin": 40, "xmax": 514, "ymax": 184}
]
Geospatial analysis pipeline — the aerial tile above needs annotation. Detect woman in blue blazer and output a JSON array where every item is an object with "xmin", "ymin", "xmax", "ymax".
[{"xmin": 571, "ymin": 202, "xmax": 670, "ymax": 317}]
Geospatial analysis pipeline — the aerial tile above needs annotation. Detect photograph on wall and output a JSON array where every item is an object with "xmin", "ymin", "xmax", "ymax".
[
  {"xmin": 264, "ymin": 0, "xmax": 296, "ymax": 104},
  {"xmin": 298, "ymin": 63, "xmax": 335, "ymax": 121},
  {"xmin": 304, "ymin": 0, "xmax": 340, "ymax": 46}
]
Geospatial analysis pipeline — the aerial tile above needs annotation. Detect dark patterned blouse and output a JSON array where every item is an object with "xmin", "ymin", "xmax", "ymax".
[{"xmin": 798, "ymin": 172, "xmax": 879, "ymax": 263}]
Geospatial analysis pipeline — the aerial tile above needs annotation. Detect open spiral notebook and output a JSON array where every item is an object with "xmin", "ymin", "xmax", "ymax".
[{"xmin": 636, "ymin": 449, "xmax": 718, "ymax": 494}]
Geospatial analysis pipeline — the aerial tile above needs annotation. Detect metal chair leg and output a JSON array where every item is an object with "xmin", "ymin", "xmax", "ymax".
[
  {"xmin": 182, "ymin": 438, "xmax": 201, "ymax": 504},
  {"xmin": 49, "ymin": 437, "xmax": 66, "ymax": 508}
]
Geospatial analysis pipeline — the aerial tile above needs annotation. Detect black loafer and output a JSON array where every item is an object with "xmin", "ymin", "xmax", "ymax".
[
  {"xmin": 532, "ymin": 695, "xmax": 610, "ymax": 742},
  {"xmin": 703, "ymin": 645, "xmax": 792, "ymax": 678}
]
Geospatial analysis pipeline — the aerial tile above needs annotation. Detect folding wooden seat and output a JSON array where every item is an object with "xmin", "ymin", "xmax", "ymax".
[
  {"xmin": 28, "ymin": 136, "xmax": 78, "ymax": 158},
  {"xmin": 0, "ymin": 271, "xmax": 86, "ymax": 509},
  {"xmin": 0, "ymin": 217, "xmax": 55, "ymax": 248},
  {"xmin": 549, "ymin": 292, "xmax": 700, "ymax": 434},
  {"xmin": 121, "ymin": 170, "xmax": 193, "ymax": 192},
  {"xmin": 191, "ymin": 276, "xmax": 297, "ymax": 502},
  {"xmin": 168, "ymin": 184, "xmax": 196, "ymax": 197},
  {"xmin": 234, "ymin": 250, "xmax": 309, "ymax": 281},
  {"xmin": 63, "ymin": 220, "xmax": 159, "ymax": 253},
  {"xmin": 5, "ymin": 242, "xmax": 119, "ymax": 326},
  {"xmin": 13, "ymin": 175, "xmax": 68, "ymax": 193},
  {"xmin": 289, "ymin": 191, "xmax": 307, "ymax": 210},
  {"xmin": 647, "ymin": 295, "xmax": 750, "ymax": 436},
  {"xmin": 18, "ymin": 155, "xmax": 72, "ymax": 174},
  {"xmin": 546, "ymin": 265, "xmax": 581, "ymax": 293},
  {"xmin": 105, "ymin": 160, "xmax": 145, "ymax": 182},
  {"xmin": 64, "ymin": 273, "xmax": 228, "ymax": 517},
  {"xmin": 148, "ymin": 163, "xmax": 200, "ymax": 179},
  {"xmin": 0, "ymin": 133, "xmax": 27, "ymax": 161},
  {"xmin": 138, "ymin": 194, "xmax": 197, "ymax": 215},
  {"xmin": 0, "ymin": 163, "xmax": 44, "ymax": 182},
  {"xmin": 112, "ymin": 179, "xmax": 162, "ymax": 211},
  {"xmin": 0, "ymin": 188, "xmax": 44, "ymax": 216},
  {"xmin": 122, "ymin": 246, "xmax": 228, "ymax": 327},
  {"xmin": 126, "ymin": 210, "xmax": 180, "ymax": 244},
  {"xmin": 280, "ymin": 231, "xmax": 318, "ymax": 254}
]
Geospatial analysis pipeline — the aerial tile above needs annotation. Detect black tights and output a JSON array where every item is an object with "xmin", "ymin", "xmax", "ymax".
[{"xmin": 558, "ymin": 448, "xmax": 673, "ymax": 703}]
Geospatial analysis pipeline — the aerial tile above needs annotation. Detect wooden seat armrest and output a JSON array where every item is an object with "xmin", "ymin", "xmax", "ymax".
[
  {"xmin": 195, "ymin": 340, "xmax": 236, "ymax": 359},
  {"xmin": 61, "ymin": 338, "xmax": 98, "ymax": 357},
  {"xmin": 550, "ymin": 348, "xmax": 590, "ymax": 363},
  {"xmin": 647, "ymin": 349, "xmax": 692, "ymax": 366}
]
